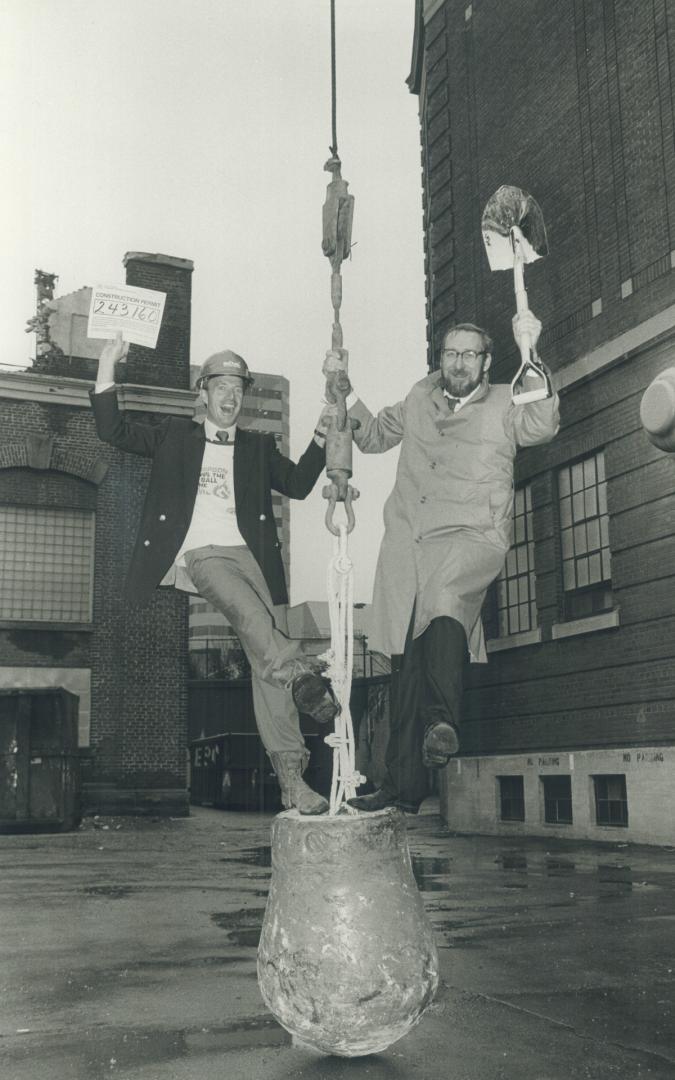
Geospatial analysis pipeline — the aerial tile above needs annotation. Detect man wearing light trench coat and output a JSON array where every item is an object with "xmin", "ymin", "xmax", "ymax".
[{"xmin": 343, "ymin": 311, "xmax": 560, "ymax": 814}]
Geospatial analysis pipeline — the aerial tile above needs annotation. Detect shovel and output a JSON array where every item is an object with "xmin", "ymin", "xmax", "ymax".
[{"xmin": 481, "ymin": 184, "xmax": 552, "ymax": 404}]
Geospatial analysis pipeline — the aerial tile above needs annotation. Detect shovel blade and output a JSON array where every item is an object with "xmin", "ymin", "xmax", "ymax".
[{"xmin": 481, "ymin": 185, "xmax": 548, "ymax": 271}]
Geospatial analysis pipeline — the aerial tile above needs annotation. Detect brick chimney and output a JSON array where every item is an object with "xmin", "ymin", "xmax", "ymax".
[{"xmin": 122, "ymin": 252, "xmax": 194, "ymax": 389}]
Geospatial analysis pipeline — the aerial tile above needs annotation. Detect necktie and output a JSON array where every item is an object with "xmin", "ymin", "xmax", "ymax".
[
  {"xmin": 446, "ymin": 396, "xmax": 459, "ymax": 413},
  {"xmin": 216, "ymin": 430, "xmax": 230, "ymax": 443}
]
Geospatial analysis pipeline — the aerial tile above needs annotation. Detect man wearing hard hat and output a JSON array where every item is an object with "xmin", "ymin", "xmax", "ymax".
[{"xmin": 90, "ymin": 336, "xmax": 337, "ymax": 815}]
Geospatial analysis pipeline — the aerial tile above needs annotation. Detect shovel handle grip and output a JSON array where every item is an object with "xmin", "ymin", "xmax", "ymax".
[
  {"xmin": 512, "ymin": 241, "xmax": 529, "ymax": 314},
  {"xmin": 512, "ymin": 240, "xmax": 532, "ymax": 368},
  {"xmin": 511, "ymin": 359, "xmax": 553, "ymax": 404}
]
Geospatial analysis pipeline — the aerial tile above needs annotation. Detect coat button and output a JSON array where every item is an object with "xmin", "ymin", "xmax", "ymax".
[
  {"xmin": 159, "ymin": 514, "xmax": 166, "ymax": 521},
  {"xmin": 259, "ymin": 514, "xmax": 266, "ymax": 521},
  {"xmin": 420, "ymin": 495, "xmax": 427, "ymax": 503},
  {"xmin": 430, "ymin": 462, "xmax": 436, "ymax": 469},
  {"xmin": 143, "ymin": 540, "xmax": 150, "ymax": 547}
]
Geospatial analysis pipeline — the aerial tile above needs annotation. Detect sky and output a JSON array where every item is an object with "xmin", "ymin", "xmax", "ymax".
[{"xmin": 0, "ymin": 0, "xmax": 427, "ymax": 606}]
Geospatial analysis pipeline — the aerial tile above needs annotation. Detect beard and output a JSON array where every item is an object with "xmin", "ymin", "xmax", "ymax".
[{"xmin": 441, "ymin": 368, "xmax": 484, "ymax": 399}]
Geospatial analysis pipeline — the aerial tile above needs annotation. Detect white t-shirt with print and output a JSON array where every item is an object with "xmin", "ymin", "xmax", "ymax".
[{"xmin": 175, "ymin": 420, "xmax": 245, "ymax": 563}]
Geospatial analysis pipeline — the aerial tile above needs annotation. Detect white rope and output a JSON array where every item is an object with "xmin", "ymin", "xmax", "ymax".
[{"xmin": 318, "ymin": 522, "xmax": 366, "ymax": 814}]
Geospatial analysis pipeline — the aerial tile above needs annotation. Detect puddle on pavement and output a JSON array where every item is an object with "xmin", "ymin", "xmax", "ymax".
[
  {"xmin": 41, "ymin": 951, "xmax": 258, "ymax": 1008},
  {"xmin": 211, "ymin": 907, "xmax": 265, "ymax": 946},
  {"xmin": 546, "ymin": 857, "xmax": 576, "ymax": 875},
  {"xmin": 495, "ymin": 853, "xmax": 528, "ymax": 871},
  {"xmin": 411, "ymin": 854, "xmax": 452, "ymax": 891},
  {"xmin": 434, "ymin": 933, "xmax": 481, "ymax": 950},
  {"xmin": 3, "ymin": 1016, "xmax": 290, "ymax": 1074},
  {"xmin": 127, "ymin": 954, "xmax": 252, "ymax": 971},
  {"xmin": 493, "ymin": 852, "xmax": 529, "ymax": 888},
  {"xmin": 492, "ymin": 850, "xmax": 651, "ymax": 901},
  {"xmin": 220, "ymin": 846, "xmax": 272, "ymax": 867},
  {"xmin": 83, "ymin": 885, "xmax": 136, "ymax": 898},
  {"xmin": 226, "ymin": 928, "xmax": 261, "ymax": 947},
  {"xmin": 597, "ymin": 863, "xmax": 633, "ymax": 894}
]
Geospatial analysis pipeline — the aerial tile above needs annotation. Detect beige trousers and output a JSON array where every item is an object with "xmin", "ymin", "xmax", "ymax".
[{"xmin": 183, "ymin": 545, "xmax": 307, "ymax": 754}]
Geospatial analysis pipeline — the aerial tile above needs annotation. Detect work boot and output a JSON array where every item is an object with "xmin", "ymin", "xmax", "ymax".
[
  {"xmin": 268, "ymin": 751, "xmax": 329, "ymax": 815},
  {"xmin": 421, "ymin": 720, "xmax": 460, "ymax": 768},
  {"xmin": 347, "ymin": 788, "xmax": 420, "ymax": 815},
  {"xmin": 291, "ymin": 671, "xmax": 340, "ymax": 725}
]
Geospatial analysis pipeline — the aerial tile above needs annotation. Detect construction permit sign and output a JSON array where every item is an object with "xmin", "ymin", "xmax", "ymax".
[{"xmin": 87, "ymin": 284, "xmax": 166, "ymax": 348}]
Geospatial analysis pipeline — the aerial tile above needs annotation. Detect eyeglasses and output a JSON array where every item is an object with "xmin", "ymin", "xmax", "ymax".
[{"xmin": 442, "ymin": 349, "xmax": 487, "ymax": 363}]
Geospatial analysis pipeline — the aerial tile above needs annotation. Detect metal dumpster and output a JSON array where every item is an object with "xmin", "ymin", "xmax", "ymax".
[
  {"xmin": 190, "ymin": 732, "xmax": 278, "ymax": 812},
  {"xmin": 187, "ymin": 673, "xmax": 389, "ymax": 812},
  {"xmin": 189, "ymin": 731, "xmax": 329, "ymax": 813},
  {"xmin": 0, "ymin": 688, "xmax": 81, "ymax": 833}
]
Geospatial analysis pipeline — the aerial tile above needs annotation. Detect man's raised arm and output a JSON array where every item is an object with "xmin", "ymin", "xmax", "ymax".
[
  {"xmin": 90, "ymin": 334, "xmax": 169, "ymax": 457},
  {"xmin": 327, "ymin": 363, "xmax": 405, "ymax": 455},
  {"xmin": 507, "ymin": 312, "xmax": 560, "ymax": 446}
]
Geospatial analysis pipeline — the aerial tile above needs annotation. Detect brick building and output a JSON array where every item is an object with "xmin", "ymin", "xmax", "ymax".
[
  {"xmin": 409, "ymin": 0, "xmax": 675, "ymax": 844},
  {"xmin": 0, "ymin": 252, "xmax": 307, "ymax": 816},
  {"xmin": 1, "ymin": 253, "xmax": 196, "ymax": 816}
]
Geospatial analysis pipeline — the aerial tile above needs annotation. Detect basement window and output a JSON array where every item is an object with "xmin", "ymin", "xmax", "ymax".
[
  {"xmin": 542, "ymin": 775, "xmax": 573, "ymax": 824},
  {"xmin": 498, "ymin": 775, "xmax": 525, "ymax": 822},
  {"xmin": 593, "ymin": 774, "xmax": 628, "ymax": 827},
  {"xmin": 0, "ymin": 505, "xmax": 95, "ymax": 624}
]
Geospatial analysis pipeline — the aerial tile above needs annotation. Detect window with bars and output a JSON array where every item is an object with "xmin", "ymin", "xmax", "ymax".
[
  {"xmin": 498, "ymin": 775, "xmax": 525, "ymax": 822},
  {"xmin": 495, "ymin": 484, "xmax": 537, "ymax": 636},
  {"xmin": 593, "ymin": 774, "xmax": 628, "ymax": 827},
  {"xmin": 542, "ymin": 775, "xmax": 573, "ymax": 824},
  {"xmin": 558, "ymin": 452, "xmax": 612, "ymax": 619},
  {"xmin": 0, "ymin": 505, "xmax": 95, "ymax": 624}
]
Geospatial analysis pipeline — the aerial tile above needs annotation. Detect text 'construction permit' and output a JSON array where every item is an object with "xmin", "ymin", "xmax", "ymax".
[{"xmin": 87, "ymin": 284, "xmax": 167, "ymax": 348}]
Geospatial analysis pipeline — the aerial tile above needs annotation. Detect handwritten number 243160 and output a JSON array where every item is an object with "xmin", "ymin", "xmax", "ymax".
[{"xmin": 93, "ymin": 300, "xmax": 158, "ymax": 323}]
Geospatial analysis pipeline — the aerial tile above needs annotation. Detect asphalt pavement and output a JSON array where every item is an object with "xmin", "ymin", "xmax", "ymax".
[{"xmin": 1, "ymin": 802, "xmax": 674, "ymax": 1080}]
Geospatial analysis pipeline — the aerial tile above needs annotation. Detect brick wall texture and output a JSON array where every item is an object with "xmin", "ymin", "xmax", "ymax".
[
  {"xmin": 120, "ymin": 254, "xmax": 193, "ymax": 390},
  {"xmin": 421, "ymin": 0, "xmax": 675, "ymax": 376},
  {"xmin": 0, "ymin": 255, "xmax": 193, "ymax": 813},
  {"xmin": 417, "ymin": 0, "xmax": 675, "ymax": 756},
  {"xmin": 0, "ymin": 396, "xmax": 189, "ymax": 809}
]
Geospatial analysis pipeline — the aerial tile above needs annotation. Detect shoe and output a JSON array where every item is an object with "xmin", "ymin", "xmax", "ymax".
[
  {"xmin": 291, "ymin": 672, "xmax": 340, "ymax": 725},
  {"xmin": 422, "ymin": 720, "xmax": 459, "ymax": 768},
  {"xmin": 268, "ymin": 751, "xmax": 329, "ymax": 815},
  {"xmin": 284, "ymin": 655, "xmax": 328, "ymax": 681},
  {"xmin": 346, "ymin": 788, "xmax": 420, "ymax": 815}
]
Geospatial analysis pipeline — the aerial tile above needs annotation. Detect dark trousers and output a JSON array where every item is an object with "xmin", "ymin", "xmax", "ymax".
[{"xmin": 383, "ymin": 612, "xmax": 468, "ymax": 805}]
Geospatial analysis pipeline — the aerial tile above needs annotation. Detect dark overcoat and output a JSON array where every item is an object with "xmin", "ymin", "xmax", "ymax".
[{"xmin": 90, "ymin": 388, "xmax": 325, "ymax": 605}]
